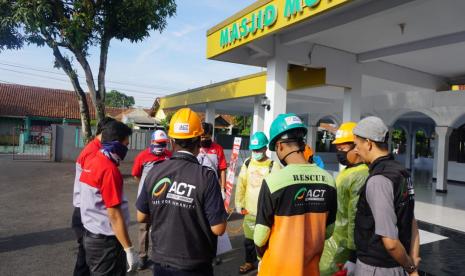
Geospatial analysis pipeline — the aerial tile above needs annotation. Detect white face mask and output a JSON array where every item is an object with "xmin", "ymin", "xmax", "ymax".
[{"xmin": 252, "ymin": 151, "xmax": 264, "ymax": 161}]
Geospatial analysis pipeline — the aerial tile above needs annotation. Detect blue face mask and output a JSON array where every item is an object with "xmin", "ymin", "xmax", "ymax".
[
  {"xmin": 252, "ymin": 151, "xmax": 264, "ymax": 161},
  {"xmin": 102, "ymin": 141, "xmax": 128, "ymax": 161}
]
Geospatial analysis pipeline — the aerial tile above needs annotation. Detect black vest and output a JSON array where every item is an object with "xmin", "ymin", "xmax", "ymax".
[
  {"xmin": 355, "ymin": 155, "xmax": 415, "ymax": 267},
  {"xmin": 143, "ymin": 152, "xmax": 221, "ymax": 270}
]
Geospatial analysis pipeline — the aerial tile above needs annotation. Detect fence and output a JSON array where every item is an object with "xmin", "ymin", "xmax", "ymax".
[{"xmin": 12, "ymin": 127, "xmax": 53, "ymax": 160}]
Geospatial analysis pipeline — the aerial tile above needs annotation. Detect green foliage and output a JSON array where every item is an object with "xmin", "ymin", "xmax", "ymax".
[
  {"xmin": 0, "ymin": 1, "xmax": 23, "ymax": 52},
  {"xmin": 415, "ymin": 130, "xmax": 432, "ymax": 158},
  {"xmin": 2, "ymin": 0, "xmax": 177, "ymax": 55},
  {"xmin": 392, "ymin": 129, "xmax": 406, "ymax": 144},
  {"xmin": 105, "ymin": 90, "xmax": 135, "ymax": 108},
  {"xmin": 1, "ymin": 0, "xmax": 176, "ymax": 139},
  {"xmin": 233, "ymin": 115, "xmax": 252, "ymax": 136},
  {"xmin": 159, "ymin": 112, "xmax": 173, "ymax": 131}
]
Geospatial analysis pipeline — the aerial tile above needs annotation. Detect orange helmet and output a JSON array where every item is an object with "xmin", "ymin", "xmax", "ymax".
[
  {"xmin": 168, "ymin": 108, "xmax": 204, "ymax": 139},
  {"xmin": 303, "ymin": 145, "xmax": 314, "ymax": 161},
  {"xmin": 332, "ymin": 122, "xmax": 357, "ymax": 145}
]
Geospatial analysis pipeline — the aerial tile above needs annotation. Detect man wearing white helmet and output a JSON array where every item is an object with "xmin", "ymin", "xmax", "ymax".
[{"xmin": 131, "ymin": 129, "xmax": 172, "ymax": 270}]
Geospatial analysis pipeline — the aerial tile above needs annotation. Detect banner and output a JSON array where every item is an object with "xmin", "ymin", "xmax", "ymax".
[{"xmin": 224, "ymin": 137, "xmax": 242, "ymax": 210}]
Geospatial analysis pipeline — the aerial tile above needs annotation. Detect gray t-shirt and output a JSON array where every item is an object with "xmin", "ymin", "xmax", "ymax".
[{"xmin": 366, "ymin": 175, "xmax": 398, "ymax": 239}]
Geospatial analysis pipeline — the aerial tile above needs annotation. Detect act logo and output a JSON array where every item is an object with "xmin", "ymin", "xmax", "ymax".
[
  {"xmin": 294, "ymin": 187, "xmax": 326, "ymax": 203},
  {"xmin": 167, "ymin": 181, "xmax": 196, "ymax": 203},
  {"xmin": 152, "ymin": 177, "xmax": 171, "ymax": 198},
  {"xmin": 151, "ymin": 177, "xmax": 197, "ymax": 204},
  {"xmin": 294, "ymin": 187, "xmax": 307, "ymax": 201}
]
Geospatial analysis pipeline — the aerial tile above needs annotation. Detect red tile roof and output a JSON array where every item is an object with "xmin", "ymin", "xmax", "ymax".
[{"xmin": 0, "ymin": 83, "xmax": 124, "ymax": 120}]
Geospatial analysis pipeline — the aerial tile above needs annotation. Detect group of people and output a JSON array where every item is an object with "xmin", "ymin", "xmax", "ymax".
[{"xmin": 70, "ymin": 107, "xmax": 420, "ymax": 276}]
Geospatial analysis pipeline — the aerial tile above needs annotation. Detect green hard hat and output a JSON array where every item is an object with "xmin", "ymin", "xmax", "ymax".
[
  {"xmin": 268, "ymin": 113, "xmax": 307, "ymax": 151},
  {"xmin": 249, "ymin": 131, "xmax": 268, "ymax": 150}
]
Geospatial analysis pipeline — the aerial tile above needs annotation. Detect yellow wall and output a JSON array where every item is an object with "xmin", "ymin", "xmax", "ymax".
[
  {"xmin": 207, "ymin": 0, "xmax": 351, "ymax": 58},
  {"xmin": 160, "ymin": 68, "xmax": 325, "ymax": 109}
]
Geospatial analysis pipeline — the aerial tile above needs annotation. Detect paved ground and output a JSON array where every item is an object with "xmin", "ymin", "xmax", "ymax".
[
  {"xmin": 0, "ymin": 156, "xmax": 251, "ymax": 276},
  {"xmin": 1, "ymin": 155, "xmax": 464, "ymax": 275}
]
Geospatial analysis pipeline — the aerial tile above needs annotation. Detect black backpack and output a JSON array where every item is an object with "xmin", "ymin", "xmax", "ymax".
[{"xmin": 244, "ymin": 157, "xmax": 274, "ymax": 173}]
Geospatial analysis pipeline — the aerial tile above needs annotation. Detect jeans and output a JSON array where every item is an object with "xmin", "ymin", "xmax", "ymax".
[
  {"xmin": 244, "ymin": 238, "xmax": 257, "ymax": 263},
  {"xmin": 83, "ymin": 231, "xmax": 126, "ymax": 276}
]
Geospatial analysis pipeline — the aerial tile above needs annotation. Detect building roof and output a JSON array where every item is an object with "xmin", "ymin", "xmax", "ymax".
[
  {"xmin": 0, "ymin": 83, "xmax": 124, "ymax": 120},
  {"xmin": 197, "ymin": 113, "xmax": 235, "ymax": 128},
  {"xmin": 117, "ymin": 108, "xmax": 159, "ymax": 126}
]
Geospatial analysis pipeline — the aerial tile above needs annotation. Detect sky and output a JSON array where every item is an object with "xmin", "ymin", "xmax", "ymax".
[{"xmin": 0, "ymin": 0, "xmax": 259, "ymax": 107}]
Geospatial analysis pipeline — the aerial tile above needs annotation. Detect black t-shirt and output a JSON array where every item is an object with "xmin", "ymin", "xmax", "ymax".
[{"xmin": 136, "ymin": 151, "xmax": 227, "ymax": 270}]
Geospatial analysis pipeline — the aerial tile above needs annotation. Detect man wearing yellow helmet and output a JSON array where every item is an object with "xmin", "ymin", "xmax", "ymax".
[
  {"xmin": 319, "ymin": 122, "xmax": 369, "ymax": 276},
  {"xmin": 136, "ymin": 108, "xmax": 227, "ymax": 276}
]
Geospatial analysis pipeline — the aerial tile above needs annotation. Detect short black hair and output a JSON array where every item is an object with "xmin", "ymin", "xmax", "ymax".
[
  {"xmin": 202, "ymin": 122, "xmax": 213, "ymax": 136},
  {"xmin": 96, "ymin": 117, "xmax": 116, "ymax": 135},
  {"xmin": 374, "ymin": 141, "xmax": 389, "ymax": 151},
  {"xmin": 102, "ymin": 121, "xmax": 132, "ymax": 143},
  {"xmin": 174, "ymin": 137, "xmax": 200, "ymax": 152},
  {"xmin": 279, "ymin": 128, "xmax": 306, "ymax": 152}
]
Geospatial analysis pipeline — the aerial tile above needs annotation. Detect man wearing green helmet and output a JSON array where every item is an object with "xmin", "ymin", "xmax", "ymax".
[
  {"xmin": 254, "ymin": 113, "xmax": 337, "ymax": 276},
  {"xmin": 235, "ymin": 131, "xmax": 280, "ymax": 274}
]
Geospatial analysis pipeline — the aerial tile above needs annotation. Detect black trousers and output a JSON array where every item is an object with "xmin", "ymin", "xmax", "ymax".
[
  {"xmin": 244, "ymin": 238, "xmax": 257, "ymax": 263},
  {"xmin": 72, "ymin": 207, "xmax": 90, "ymax": 276},
  {"xmin": 153, "ymin": 263, "xmax": 213, "ymax": 276},
  {"xmin": 83, "ymin": 231, "xmax": 126, "ymax": 276}
]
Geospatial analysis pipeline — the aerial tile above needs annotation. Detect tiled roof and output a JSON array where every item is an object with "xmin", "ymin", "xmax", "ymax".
[{"xmin": 0, "ymin": 83, "xmax": 124, "ymax": 120}]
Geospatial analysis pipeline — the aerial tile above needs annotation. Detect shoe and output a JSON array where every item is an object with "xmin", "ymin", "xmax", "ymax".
[{"xmin": 138, "ymin": 258, "xmax": 149, "ymax": 270}]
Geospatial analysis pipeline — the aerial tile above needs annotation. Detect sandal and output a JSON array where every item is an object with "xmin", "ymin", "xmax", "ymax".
[{"xmin": 239, "ymin": 262, "xmax": 256, "ymax": 274}]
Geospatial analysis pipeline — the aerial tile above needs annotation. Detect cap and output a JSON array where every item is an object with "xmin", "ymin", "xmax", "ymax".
[
  {"xmin": 151, "ymin": 130, "xmax": 168, "ymax": 143},
  {"xmin": 353, "ymin": 116, "xmax": 388, "ymax": 142}
]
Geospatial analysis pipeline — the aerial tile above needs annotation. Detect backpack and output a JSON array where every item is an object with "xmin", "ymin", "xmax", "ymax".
[{"xmin": 244, "ymin": 157, "xmax": 274, "ymax": 173}]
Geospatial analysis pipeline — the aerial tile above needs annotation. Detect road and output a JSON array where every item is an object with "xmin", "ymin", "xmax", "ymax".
[{"xmin": 0, "ymin": 157, "xmax": 252, "ymax": 276}]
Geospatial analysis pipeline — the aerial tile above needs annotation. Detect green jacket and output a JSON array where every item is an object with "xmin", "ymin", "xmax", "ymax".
[{"xmin": 319, "ymin": 163, "xmax": 369, "ymax": 276}]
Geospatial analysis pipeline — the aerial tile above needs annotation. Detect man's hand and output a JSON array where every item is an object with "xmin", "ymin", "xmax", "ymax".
[
  {"xmin": 343, "ymin": 261, "xmax": 356, "ymax": 276},
  {"xmin": 124, "ymin": 246, "xmax": 140, "ymax": 272},
  {"xmin": 408, "ymin": 256, "xmax": 421, "ymax": 276}
]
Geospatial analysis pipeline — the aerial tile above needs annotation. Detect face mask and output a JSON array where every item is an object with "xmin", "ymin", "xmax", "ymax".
[
  {"xmin": 277, "ymin": 150, "xmax": 298, "ymax": 167},
  {"xmin": 252, "ymin": 151, "xmax": 264, "ymax": 161},
  {"xmin": 336, "ymin": 150, "xmax": 350, "ymax": 166},
  {"xmin": 150, "ymin": 144, "xmax": 166, "ymax": 156},
  {"xmin": 102, "ymin": 141, "xmax": 128, "ymax": 161},
  {"xmin": 200, "ymin": 139, "xmax": 212, "ymax": 148}
]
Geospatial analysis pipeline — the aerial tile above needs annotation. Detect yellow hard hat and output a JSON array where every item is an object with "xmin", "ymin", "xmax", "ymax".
[
  {"xmin": 303, "ymin": 145, "xmax": 314, "ymax": 161},
  {"xmin": 168, "ymin": 108, "xmax": 204, "ymax": 139},
  {"xmin": 332, "ymin": 122, "xmax": 357, "ymax": 144}
]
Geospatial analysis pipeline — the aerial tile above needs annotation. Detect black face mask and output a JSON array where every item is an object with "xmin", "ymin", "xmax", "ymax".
[
  {"xmin": 200, "ymin": 139, "xmax": 212, "ymax": 148},
  {"xmin": 336, "ymin": 150, "xmax": 350, "ymax": 166},
  {"xmin": 278, "ymin": 150, "xmax": 299, "ymax": 167}
]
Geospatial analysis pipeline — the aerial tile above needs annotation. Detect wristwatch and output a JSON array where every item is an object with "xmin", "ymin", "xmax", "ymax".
[{"xmin": 404, "ymin": 264, "xmax": 417, "ymax": 273}]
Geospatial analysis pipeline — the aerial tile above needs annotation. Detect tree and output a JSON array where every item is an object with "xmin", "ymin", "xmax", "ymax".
[
  {"xmin": 0, "ymin": 0, "xmax": 176, "ymax": 140},
  {"xmin": 105, "ymin": 90, "xmax": 135, "ymax": 108},
  {"xmin": 233, "ymin": 115, "xmax": 252, "ymax": 136},
  {"xmin": 159, "ymin": 112, "xmax": 173, "ymax": 130}
]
